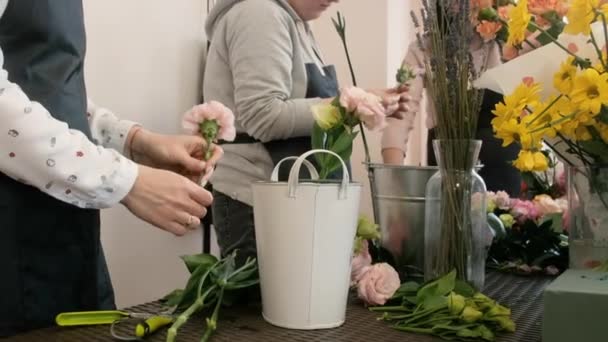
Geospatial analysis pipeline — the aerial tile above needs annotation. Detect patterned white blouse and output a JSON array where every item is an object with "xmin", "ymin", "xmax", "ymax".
[{"xmin": 0, "ymin": 23, "xmax": 139, "ymax": 209}]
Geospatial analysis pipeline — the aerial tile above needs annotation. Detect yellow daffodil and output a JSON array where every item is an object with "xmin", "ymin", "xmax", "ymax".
[
  {"xmin": 513, "ymin": 150, "xmax": 549, "ymax": 172},
  {"xmin": 570, "ymin": 68, "xmax": 608, "ymax": 115},
  {"xmin": 565, "ymin": 0, "xmax": 598, "ymax": 36},
  {"xmin": 507, "ymin": 0, "xmax": 532, "ymax": 46},
  {"xmin": 575, "ymin": 124, "xmax": 594, "ymax": 140},
  {"xmin": 554, "ymin": 57, "xmax": 578, "ymax": 94}
]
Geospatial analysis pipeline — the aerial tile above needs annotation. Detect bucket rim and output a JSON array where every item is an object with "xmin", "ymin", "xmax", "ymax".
[{"xmin": 252, "ymin": 180, "xmax": 363, "ymax": 187}]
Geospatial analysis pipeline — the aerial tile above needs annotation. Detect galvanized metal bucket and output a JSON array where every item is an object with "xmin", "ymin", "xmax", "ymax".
[{"xmin": 366, "ymin": 163, "xmax": 438, "ymax": 279}]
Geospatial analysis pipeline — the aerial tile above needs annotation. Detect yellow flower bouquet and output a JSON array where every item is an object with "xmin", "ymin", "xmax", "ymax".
[{"xmin": 475, "ymin": 0, "xmax": 608, "ymax": 269}]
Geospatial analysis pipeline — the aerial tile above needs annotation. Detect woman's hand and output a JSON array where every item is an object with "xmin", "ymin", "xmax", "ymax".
[
  {"xmin": 121, "ymin": 165, "xmax": 213, "ymax": 236},
  {"xmin": 369, "ymin": 85, "xmax": 411, "ymax": 119},
  {"xmin": 128, "ymin": 128, "xmax": 224, "ymax": 183}
]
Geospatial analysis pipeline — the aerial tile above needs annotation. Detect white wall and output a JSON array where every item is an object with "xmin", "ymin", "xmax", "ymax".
[
  {"xmin": 83, "ymin": 1, "xmax": 211, "ymax": 308},
  {"xmin": 313, "ymin": 0, "xmax": 426, "ymax": 218}
]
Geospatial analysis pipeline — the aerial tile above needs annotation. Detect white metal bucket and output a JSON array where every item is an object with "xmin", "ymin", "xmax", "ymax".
[{"xmin": 251, "ymin": 149, "xmax": 361, "ymax": 330}]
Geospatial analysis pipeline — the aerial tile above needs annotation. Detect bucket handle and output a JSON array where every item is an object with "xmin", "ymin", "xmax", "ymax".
[
  {"xmin": 288, "ymin": 149, "xmax": 350, "ymax": 200},
  {"xmin": 270, "ymin": 157, "xmax": 319, "ymax": 182}
]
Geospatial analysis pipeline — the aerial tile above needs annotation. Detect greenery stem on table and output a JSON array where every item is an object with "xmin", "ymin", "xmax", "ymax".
[{"xmin": 162, "ymin": 251, "xmax": 259, "ymax": 342}]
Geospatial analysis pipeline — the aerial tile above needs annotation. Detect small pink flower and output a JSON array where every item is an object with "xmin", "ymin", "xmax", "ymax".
[
  {"xmin": 495, "ymin": 191, "xmax": 512, "ymax": 210},
  {"xmin": 522, "ymin": 77, "xmax": 535, "ymax": 86},
  {"xmin": 498, "ymin": 5, "xmax": 514, "ymax": 21},
  {"xmin": 351, "ymin": 240, "xmax": 372, "ymax": 285},
  {"xmin": 556, "ymin": 169, "xmax": 567, "ymax": 192},
  {"xmin": 182, "ymin": 101, "xmax": 236, "ymax": 141},
  {"xmin": 356, "ymin": 263, "xmax": 400, "ymax": 306},
  {"xmin": 568, "ymin": 43, "xmax": 579, "ymax": 54},
  {"xmin": 476, "ymin": 20, "xmax": 503, "ymax": 42},
  {"xmin": 545, "ymin": 265, "xmax": 560, "ymax": 275},
  {"xmin": 510, "ymin": 199, "xmax": 541, "ymax": 223},
  {"xmin": 339, "ymin": 86, "xmax": 387, "ymax": 130},
  {"xmin": 534, "ymin": 194, "xmax": 563, "ymax": 216}
]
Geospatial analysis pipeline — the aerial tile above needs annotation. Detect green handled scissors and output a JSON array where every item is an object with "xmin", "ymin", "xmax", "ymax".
[{"xmin": 56, "ymin": 310, "xmax": 174, "ymax": 340}]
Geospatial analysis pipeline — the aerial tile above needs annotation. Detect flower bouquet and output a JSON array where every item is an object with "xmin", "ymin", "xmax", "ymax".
[
  {"xmin": 474, "ymin": 0, "xmax": 608, "ymax": 270},
  {"xmin": 485, "ymin": 190, "xmax": 569, "ymax": 275}
]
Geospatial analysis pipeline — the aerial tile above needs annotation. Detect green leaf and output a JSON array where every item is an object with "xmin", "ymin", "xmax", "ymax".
[
  {"xmin": 311, "ymin": 122, "xmax": 326, "ymax": 166},
  {"xmin": 224, "ymin": 279, "xmax": 260, "ymax": 291},
  {"xmin": 160, "ymin": 289, "xmax": 184, "ymax": 307},
  {"xmin": 454, "ymin": 280, "xmax": 476, "ymax": 298},
  {"xmin": 580, "ymin": 140, "xmax": 608, "ymax": 163},
  {"xmin": 180, "ymin": 253, "xmax": 218, "ymax": 274},
  {"xmin": 175, "ymin": 263, "xmax": 214, "ymax": 311},
  {"xmin": 422, "ymin": 295, "xmax": 448, "ymax": 310},
  {"xmin": 541, "ymin": 213, "xmax": 563, "ymax": 233},
  {"xmin": 536, "ymin": 20, "xmax": 565, "ymax": 46},
  {"xmin": 322, "ymin": 130, "xmax": 356, "ymax": 177},
  {"xmin": 417, "ymin": 270, "xmax": 456, "ymax": 303}
]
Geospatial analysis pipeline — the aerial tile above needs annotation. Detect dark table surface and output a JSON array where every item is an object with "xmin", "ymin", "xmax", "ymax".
[{"xmin": 6, "ymin": 272, "xmax": 553, "ymax": 342}]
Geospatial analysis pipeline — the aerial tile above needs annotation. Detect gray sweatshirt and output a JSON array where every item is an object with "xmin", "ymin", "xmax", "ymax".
[{"xmin": 204, "ymin": 0, "xmax": 326, "ymax": 205}]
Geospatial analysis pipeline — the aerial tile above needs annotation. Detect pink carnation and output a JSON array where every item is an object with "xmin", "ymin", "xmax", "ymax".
[
  {"xmin": 534, "ymin": 194, "xmax": 563, "ymax": 216},
  {"xmin": 339, "ymin": 86, "xmax": 387, "ymax": 131},
  {"xmin": 356, "ymin": 263, "xmax": 400, "ymax": 306},
  {"xmin": 476, "ymin": 20, "xmax": 503, "ymax": 42},
  {"xmin": 182, "ymin": 101, "xmax": 236, "ymax": 141},
  {"xmin": 495, "ymin": 191, "xmax": 512, "ymax": 210},
  {"xmin": 510, "ymin": 199, "xmax": 541, "ymax": 223},
  {"xmin": 351, "ymin": 240, "xmax": 372, "ymax": 285}
]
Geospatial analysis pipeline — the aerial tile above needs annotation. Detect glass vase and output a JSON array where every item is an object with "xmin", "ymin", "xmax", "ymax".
[
  {"xmin": 424, "ymin": 140, "xmax": 488, "ymax": 289},
  {"xmin": 568, "ymin": 165, "xmax": 608, "ymax": 269}
]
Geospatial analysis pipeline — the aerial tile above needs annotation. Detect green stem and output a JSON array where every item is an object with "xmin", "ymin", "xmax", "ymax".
[
  {"xmin": 166, "ymin": 285, "xmax": 217, "ymax": 342},
  {"xmin": 543, "ymin": 140, "xmax": 576, "ymax": 167},
  {"xmin": 408, "ymin": 315, "xmax": 459, "ymax": 328},
  {"xmin": 590, "ymin": 30, "xmax": 607, "ymax": 70},
  {"xmin": 599, "ymin": 12, "xmax": 608, "ymax": 57},
  {"xmin": 369, "ymin": 306, "xmax": 410, "ymax": 312},
  {"xmin": 525, "ymin": 94, "xmax": 562, "ymax": 127},
  {"xmin": 201, "ymin": 287, "xmax": 226, "ymax": 342},
  {"xmin": 393, "ymin": 326, "xmax": 433, "ymax": 334},
  {"xmin": 529, "ymin": 21, "xmax": 581, "ymax": 60}
]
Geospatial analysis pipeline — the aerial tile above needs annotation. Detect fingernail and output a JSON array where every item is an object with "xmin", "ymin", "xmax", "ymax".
[{"xmin": 200, "ymin": 161, "xmax": 207, "ymax": 169}]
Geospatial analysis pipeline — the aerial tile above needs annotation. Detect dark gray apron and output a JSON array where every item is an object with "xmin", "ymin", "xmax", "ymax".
[
  {"xmin": 0, "ymin": 0, "xmax": 115, "ymax": 336},
  {"xmin": 224, "ymin": 63, "xmax": 341, "ymax": 180}
]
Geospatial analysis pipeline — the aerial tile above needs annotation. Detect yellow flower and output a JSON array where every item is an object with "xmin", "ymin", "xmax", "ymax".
[
  {"xmin": 575, "ymin": 124, "xmax": 594, "ymax": 140},
  {"xmin": 513, "ymin": 150, "xmax": 549, "ymax": 171},
  {"xmin": 492, "ymin": 82, "xmax": 541, "ymax": 128},
  {"xmin": 495, "ymin": 118, "xmax": 543, "ymax": 149},
  {"xmin": 507, "ymin": 0, "xmax": 532, "ymax": 46},
  {"xmin": 570, "ymin": 68, "xmax": 608, "ymax": 115},
  {"xmin": 565, "ymin": 0, "xmax": 598, "ymax": 36},
  {"xmin": 311, "ymin": 103, "xmax": 341, "ymax": 130},
  {"xmin": 554, "ymin": 57, "xmax": 578, "ymax": 94}
]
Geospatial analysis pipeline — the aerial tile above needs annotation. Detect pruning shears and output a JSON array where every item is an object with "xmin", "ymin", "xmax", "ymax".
[{"xmin": 56, "ymin": 310, "xmax": 174, "ymax": 340}]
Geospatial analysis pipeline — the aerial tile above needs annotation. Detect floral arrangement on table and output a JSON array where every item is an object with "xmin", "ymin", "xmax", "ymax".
[
  {"xmin": 485, "ymin": 190, "xmax": 569, "ymax": 275},
  {"xmin": 472, "ymin": 0, "xmax": 608, "ymax": 270},
  {"xmin": 370, "ymin": 270, "xmax": 515, "ymax": 341}
]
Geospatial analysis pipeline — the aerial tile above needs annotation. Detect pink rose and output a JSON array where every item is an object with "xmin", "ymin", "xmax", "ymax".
[
  {"xmin": 534, "ymin": 194, "xmax": 563, "ymax": 216},
  {"xmin": 351, "ymin": 240, "xmax": 372, "ymax": 285},
  {"xmin": 476, "ymin": 20, "xmax": 503, "ymax": 42},
  {"xmin": 339, "ymin": 86, "xmax": 387, "ymax": 130},
  {"xmin": 495, "ymin": 191, "xmax": 512, "ymax": 210},
  {"xmin": 545, "ymin": 265, "xmax": 560, "ymax": 276},
  {"xmin": 356, "ymin": 263, "xmax": 401, "ymax": 306},
  {"xmin": 182, "ymin": 101, "xmax": 236, "ymax": 141},
  {"xmin": 510, "ymin": 199, "xmax": 541, "ymax": 223},
  {"xmin": 471, "ymin": 0, "xmax": 493, "ymax": 9}
]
